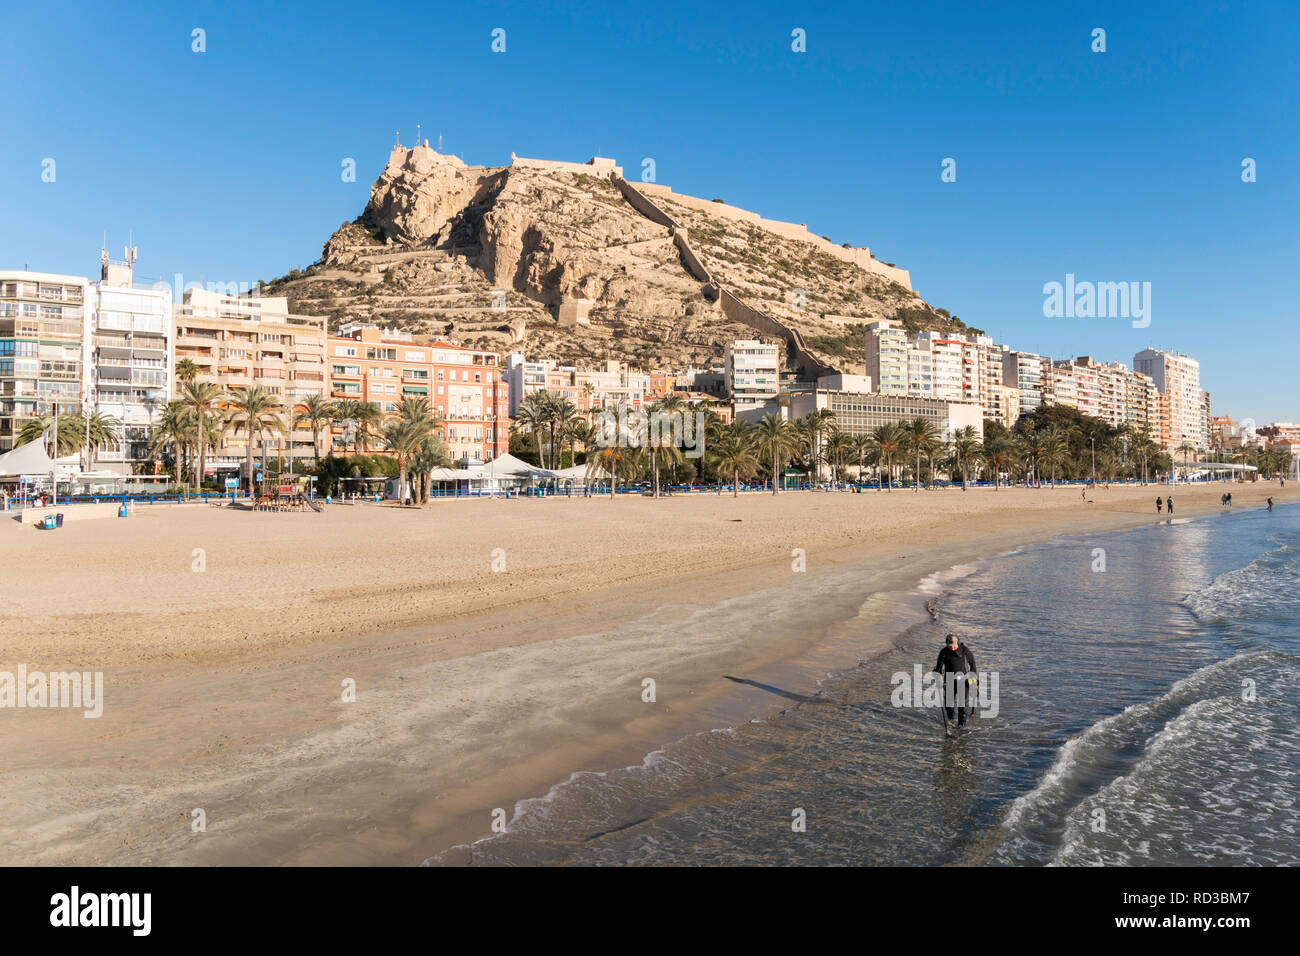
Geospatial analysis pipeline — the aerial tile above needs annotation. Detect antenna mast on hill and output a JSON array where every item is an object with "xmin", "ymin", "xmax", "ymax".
[{"xmin": 416, "ymin": 123, "xmax": 421, "ymax": 145}]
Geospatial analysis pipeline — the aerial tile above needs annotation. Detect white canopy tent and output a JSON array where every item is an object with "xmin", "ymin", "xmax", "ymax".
[{"xmin": 0, "ymin": 436, "xmax": 58, "ymax": 478}]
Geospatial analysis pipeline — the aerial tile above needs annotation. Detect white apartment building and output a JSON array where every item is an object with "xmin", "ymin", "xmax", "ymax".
[
  {"xmin": 85, "ymin": 249, "xmax": 173, "ymax": 474},
  {"xmin": 1134, "ymin": 348, "xmax": 1206, "ymax": 452},
  {"xmin": 726, "ymin": 339, "xmax": 781, "ymax": 419},
  {"xmin": 1001, "ymin": 349, "xmax": 1045, "ymax": 412},
  {"xmin": 906, "ymin": 348, "xmax": 934, "ymax": 399}
]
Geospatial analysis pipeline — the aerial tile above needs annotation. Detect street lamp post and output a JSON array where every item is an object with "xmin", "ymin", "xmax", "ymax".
[{"xmin": 1091, "ymin": 437, "xmax": 1096, "ymax": 484}]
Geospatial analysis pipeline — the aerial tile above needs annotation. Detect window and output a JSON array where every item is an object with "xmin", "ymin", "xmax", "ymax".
[{"xmin": 337, "ymin": 346, "xmax": 357, "ymax": 357}]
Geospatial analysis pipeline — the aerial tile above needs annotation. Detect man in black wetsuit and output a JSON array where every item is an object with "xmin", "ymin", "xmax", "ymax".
[{"xmin": 934, "ymin": 633, "xmax": 979, "ymax": 726}]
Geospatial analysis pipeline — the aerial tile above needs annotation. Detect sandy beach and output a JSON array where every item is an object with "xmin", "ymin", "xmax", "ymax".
[{"xmin": 0, "ymin": 481, "xmax": 1290, "ymax": 865}]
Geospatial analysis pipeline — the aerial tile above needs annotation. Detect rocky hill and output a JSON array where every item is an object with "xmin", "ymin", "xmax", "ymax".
[{"xmin": 266, "ymin": 144, "xmax": 981, "ymax": 376}]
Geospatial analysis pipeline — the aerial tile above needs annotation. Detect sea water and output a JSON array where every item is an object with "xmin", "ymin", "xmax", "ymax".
[{"xmin": 427, "ymin": 502, "xmax": 1299, "ymax": 866}]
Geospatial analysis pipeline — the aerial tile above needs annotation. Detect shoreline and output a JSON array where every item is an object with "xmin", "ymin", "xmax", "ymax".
[{"xmin": 0, "ymin": 482, "xmax": 1290, "ymax": 865}]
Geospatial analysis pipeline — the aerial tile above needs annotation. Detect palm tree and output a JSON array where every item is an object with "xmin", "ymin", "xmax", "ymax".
[
  {"xmin": 227, "ymin": 386, "xmax": 286, "ymax": 497},
  {"xmin": 295, "ymin": 393, "xmax": 335, "ymax": 461},
  {"xmin": 354, "ymin": 402, "xmax": 383, "ymax": 454},
  {"xmin": 551, "ymin": 397, "xmax": 580, "ymax": 469},
  {"xmin": 645, "ymin": 398, "xmax": 685, "ymax": 497},
  {"xmin": 148, "ymin": 401, "xmax": 195, "ymax": 485},
  {"xmin": 15, "ymin": 413, "xmax": 83, "ymax": 459},
  {"xmin": 178, "ymin": 379, "xmax": 225, "ymax": 493},
  {"xmin": 853, "ymin": 432, "xmax": 873, "ymax": 485},
  {"xmin": 409, "ymin": 434, "xmax": 454, "ymax": 503},
  {"xmin": 825, "ymin": 430, "xmax": 855, "ymax": 484},
  {"xmin": 567, "ymin": 418, "xmax": 597, "ymax": 467},
  {"xmin": 381, "ymin": 418, "xmax": 426, "ymax": 503},
  {"xmin": 951, "ymin": 426, "xmax": 981, "ymax": 489},
  {"xmin": 811, "ymin": 408, "xmax": 837, "ymax": 483},
  {"xmin": 755, "ymin": 412, "xmax": 798, "ymax": 494},
  {"xmin": 868, "ymin": 423, "xmax": 905, "ymax": 490},
  {"xmin": 586, "ymin": 443, "xmax": 632, "ymax": 498},
  {"xmin": 176, "ymin": 358, "xmax": 199, "ymax": 385},
  {"xmin": 1038, "ymin": 427, "xmax": 1068, "ymax": 487},
  {"xmin": 330, "ymin": 398, "xmax": 362, "ymax": 456},
  {"xmin": 983, "ymin": 437, "xmax": 1015, "ymax": 490},
  {"xmin": 515, "ymin": 392, "xmax": 552, "ymax": 468},
  {"xmin": 708, "ymin": 426, "xmax": 760, "ymax": 497},
  {"xmin": 793, "ymin": 416, "xmax": 817, "ymax": 483},
  {"xmin": 75, "ymin": 412, "xmax": 124, "ymax": 472},
  {"xmin": 904, "ymin": 417, "xmax": 937, "ymax": 491}
]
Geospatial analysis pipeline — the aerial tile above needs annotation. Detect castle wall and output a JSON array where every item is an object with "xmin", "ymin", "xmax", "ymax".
[
  {"xmin": 672, "ymin": 228, "xmax": 712, "ymax": 284},
  {"xmin": 612, "ymin": 176, "xmax": 676, "ymax": 227},
  {"xmin": 637, "ymin": 182, "xmax": 913, "ymax": 291},
  {"xmin": 510, "ymin": 153, "xmax": 623, "ymax": 179}
]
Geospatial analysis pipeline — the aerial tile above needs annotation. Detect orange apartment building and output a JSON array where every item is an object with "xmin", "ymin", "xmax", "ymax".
[{"xmin": 328, "ymin": 324, "xmax": 508, "ymax": 462}]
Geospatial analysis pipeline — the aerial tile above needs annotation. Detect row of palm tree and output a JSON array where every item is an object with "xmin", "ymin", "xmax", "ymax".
[
  {"xmin": 15, "ymin": 411, "xmax": 125, "ymax": 472},
  {"xmin": 674, "ymin": 403, "xmax": 1210, "ymax": 493},
  {"xmin": 151, "ymin": 363, "xmax": 454, "ymax": 497}
]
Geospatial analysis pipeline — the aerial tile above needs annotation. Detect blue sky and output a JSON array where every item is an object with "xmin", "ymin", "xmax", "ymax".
[{"xmin": 4, "ymin": 1, "xmax": 1296, "ymax": 420}]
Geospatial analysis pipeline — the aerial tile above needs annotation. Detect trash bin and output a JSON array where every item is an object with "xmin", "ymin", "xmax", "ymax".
[
  {"xmin": 56, "ymin": 513, "xmax": 64, "ymax": 528},
  {"xmin": 42, "ymin": 514, "xmax": 56, "ymax": 530},
  {"xmin": 118, "ymin": 504, "xmax": 129, "ymax": 518}
]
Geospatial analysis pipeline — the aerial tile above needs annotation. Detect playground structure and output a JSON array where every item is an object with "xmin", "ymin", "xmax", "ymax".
[{"xmin": 254, "ymin": 475, "xmax": 316, "ymax": 512}]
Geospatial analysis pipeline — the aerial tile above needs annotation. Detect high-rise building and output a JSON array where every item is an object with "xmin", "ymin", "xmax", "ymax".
[
  {"xmin": 175, "ymin": 287, "xmax": 328, "ymax": 479},
  {"xmin": 1134, "ymin": 349, "xmax": 1205, "ymax": 452},
  {"xmin": 85, "ymin": 248, "xmax": 172, "ymax": 474},
  {"xmin": 1001, "ymin": 349, "xmax": 1046, "ymax": 413},
  {"xmin": 726, "ymin": 339, "xmax": 781, "ymax": 419},
  {"xmin": 0, "ymin": 270, "xmax": 88, "ymax": 455},
  {"xmin": 865, "ymin": 320, "xmax": 909, "ymax": 395}
]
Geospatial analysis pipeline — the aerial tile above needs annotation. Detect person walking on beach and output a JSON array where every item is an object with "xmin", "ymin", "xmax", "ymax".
[
  {"xmin": 934, "ymin": 633, "xmax": 979, "ymax": 727},
  {"xmin": 1156, "ymin": 496, "xmax": 1163, "ymax": 514},
  {"xmin": 1267, "ymin": 497, "xmax": 1274, "ymax": 511},
  {"xmin": 1166, "ymin": 496, "xmax": 1174, "ymax": 515}
]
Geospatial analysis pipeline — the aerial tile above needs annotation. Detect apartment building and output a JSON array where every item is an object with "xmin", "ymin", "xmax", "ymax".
[
  {"xmin": 1001, "ymin": 349, "xmax": 1046, "ymax": 413},
  {"xmin": 726, "ymin": 339, "xmax": 781, "ymax": 419},
  {"xmin": 1134, "ymin": 349, "xmax": 1206, "ymax": 452},
  {"xmin": 864, "ymin": 320, "xmax": 909, "ymax": 395},
  {"xmin": 1064, "ymin": 360, "xmax": 1100, "ymax": 419},
  {"xmin": 85, "ymin": 250, "xmax": 172, "ymax": 474},
  {"xmin": 174, "ymin": 287, "xmax": 327, "ymax": 478},
  {"xmin": 506, "ymin": 353, "xmax": 652, "ymax": 416},
  {"xmin": 330, "ymin": 325, "xmax": 508, "ymax": 462},
  {"xmin": 0, "ymin": 270, "xmax": 88, "ymax": 455},
  {"xmin": 985, "ymin": 383, "xmax": 1023, "ymax": 429}
]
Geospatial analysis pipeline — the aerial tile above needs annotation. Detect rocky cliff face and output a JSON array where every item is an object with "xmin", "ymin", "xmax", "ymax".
[{"xmin": 270, "ymin": 147, "xmax": 965, "ymax": 374}]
